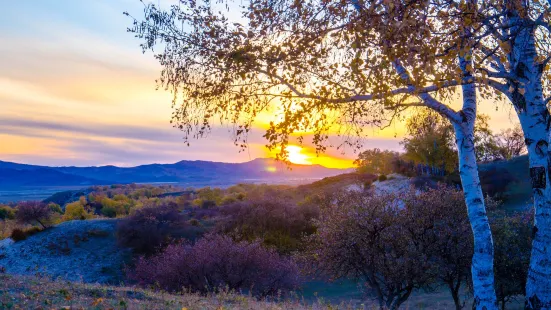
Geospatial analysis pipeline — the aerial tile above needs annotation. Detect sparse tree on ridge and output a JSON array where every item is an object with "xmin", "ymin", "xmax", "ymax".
[
  {"xmin": 16, "ymin": 201, "xmax": 51, "ymax": 229},
  {"xmin": 354, "ymin": 148, "xmax": 399, "ymax": 175},
  {"xmin": 495, "ymin": 125, "xmax": 526, "ymax": 160},
  {"xmin": 401, "ymin": 109, "xmax": 458, "ymax": 172}
]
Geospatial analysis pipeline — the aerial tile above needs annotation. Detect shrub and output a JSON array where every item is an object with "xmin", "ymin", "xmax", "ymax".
[
  {"xmin": 99, "ymin": 196, "xmax": 131, "ymax": 217},
  {"xmin": 117, "ymin": 205, "xmax": 187, "ymax": 255},
  {"xmin": 25, "ymin": 226, "xmax": 42, "ymax": 236},
  {"xmin": 47, "ymin": 203, "xmax": 63, "ymax": 214},
  {"xmin": 218, "ymin": 197, "xmax": 318, "ymax": 253},
  {"xmin": 305, "ymin": 190, "xmax": 435, "ymax": 309},
  {"xmin": 0, "ymin": 206, "xmax": 15, "ymax": 220},
  {"xmin": 101, "ymin": 206, "xmax": 117, "ymax": 218},
  {"xmin": 402, "ymin": 185, "xmax": 473, "ymax": 309},
  {"xmin": 10, "ymin": 228, "xmax": 27, "ymax": 241},
  {"xmin": 63, "ymin": 201, "xmax": 92, "ymax": 221},
  {"xmin": 220, "ymin": 196, "xmax": 237, "ymax": 206},
  {"xmin": 491, "ymin": 209, "xmax": 533, "ymax": 309},
  {"xmin": 10, "ymin": 226, "xmax": 42, "ymax": 241},
  {"xmin": 200, "ymin": 200, "xmax": 216, "ymax": 209},
  {"xmin": 305, "ymin": 186, "xmax": 477, "ymax": 310},
  {"xmin": 16, "ymin": 201, "xmax": 51, "ymax": 228},
  {"xmin": 377, "ymin": 174, "xmax": 387, "ymax": 182},
  {"xmin": 129, "ymin": 234, "xmax": 300, "ymax": 296}
]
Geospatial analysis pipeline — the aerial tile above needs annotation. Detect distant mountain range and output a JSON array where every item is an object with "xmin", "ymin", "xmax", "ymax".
[{"xmin": 0, "ymin": 158, "xmax": 350, "ymax": 188}]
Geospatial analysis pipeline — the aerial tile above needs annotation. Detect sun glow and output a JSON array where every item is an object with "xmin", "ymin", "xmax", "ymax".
[
  {"xmin": 263, "ymin": 144, "xmax": 355, "ymax": 168},
  {"xmin": 285, "ymin": 145, "xmax": 311, "ymax": 165}
]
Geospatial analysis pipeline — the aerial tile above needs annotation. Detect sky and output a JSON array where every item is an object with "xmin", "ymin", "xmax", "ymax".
[{"xmin": 0, "ymin": 1, "xmax": 521, "ymax": 168}]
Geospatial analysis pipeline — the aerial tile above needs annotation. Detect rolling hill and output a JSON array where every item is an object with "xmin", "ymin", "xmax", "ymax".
[{"xmin": 0, "ymin": 158, "xmax": 350, "ymax": 188}]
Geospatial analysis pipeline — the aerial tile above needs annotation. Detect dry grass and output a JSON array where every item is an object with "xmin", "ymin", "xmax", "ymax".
[
  {"xmin": 0, "ymin": 275, "xmax": 526, "ymax": 309},
  {"xmin": 0, "ymin": 275, "xmax": 366, "ymax": 310}
]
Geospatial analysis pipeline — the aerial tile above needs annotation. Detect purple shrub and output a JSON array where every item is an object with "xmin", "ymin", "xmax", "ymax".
[
  {"xmin": 129, "ymin": 234, "xmax": 301, "ymax": 296},
  {"xmin": 117, "ymin": 205, "xmax": 187, "ymax": 254},
  {"xmin": 218, "ymin": 197, "xmax": 318, "ymax": 253},
  {"xmin": 16, "ymin": 201, "xmax": 52, "ymax": 229}
]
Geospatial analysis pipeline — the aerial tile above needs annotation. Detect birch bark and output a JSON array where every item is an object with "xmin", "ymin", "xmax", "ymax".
[
  {"xmin": 509, "ymin": 23, "xmax": 551, "ymax": 310},
  {"xmin": 453, "ymin": 55, "xmax": 498, "ymax": 310}
]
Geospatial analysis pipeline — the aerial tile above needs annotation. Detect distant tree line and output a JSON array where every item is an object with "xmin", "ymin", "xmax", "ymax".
[{"xmin": 355, "ymin": 110, "xmax": 526, "ymax": 178}]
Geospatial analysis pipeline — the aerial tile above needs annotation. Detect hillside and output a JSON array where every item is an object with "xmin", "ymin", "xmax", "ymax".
[
  {"xmin": 0, "ymin": 168, "xmax": 106, "ymax": 188},
  {"xmin": 478, "ymin": 155, "xmax": 532, "ymax": 209},
  {"xmin": 0, "ymin": 158, "xmax": 349, "ymax": 188},
  {"xmin": 0, "ymin": 219, "xmax": 129, "ymax": 284}
]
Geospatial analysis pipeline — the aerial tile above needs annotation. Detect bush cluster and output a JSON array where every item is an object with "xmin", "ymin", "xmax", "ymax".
[
  {"xmin": 10, "ymin": 226, "xmax": 42, "ymax": 242},
  {"xmin": 217, "ymin": 197, "xmax": 318, "ymax": 253},
  {"xmin": 117, "ymin": 205, "xmax": 188, "ymax": 254},
  {"xmin": 129, "ymin": 234, "xmax": 300, "ymax": 296},
  {"xmin": 305, "ymin": 186, "xmax": 533, "ymax": 309}
]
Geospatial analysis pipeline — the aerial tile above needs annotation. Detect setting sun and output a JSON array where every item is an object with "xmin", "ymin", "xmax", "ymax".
[
  {"xmin": 285, "ymin": 145, "xmax": 311, "ymax": 165},
  {"xmin": 264, "ymin": 144, "xmax": 355, "ymax": 168}
]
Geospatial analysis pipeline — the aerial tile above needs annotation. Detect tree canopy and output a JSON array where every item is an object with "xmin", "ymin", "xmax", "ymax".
[{"xmin": 126, "ymin": 0, "xmax": 491, "ymax": 159}]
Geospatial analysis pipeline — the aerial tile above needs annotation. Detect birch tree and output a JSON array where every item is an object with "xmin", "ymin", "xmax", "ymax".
[
  {"xmin": 126, "ymin": 1, "xmax": 497, "ymax": 307},
  {"xmin": 441, "ymin": 1, "xmax": 551, "ymax": 306}
]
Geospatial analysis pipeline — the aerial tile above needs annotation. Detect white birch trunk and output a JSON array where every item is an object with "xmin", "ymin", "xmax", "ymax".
[
  {"xmin": 454, "ymin": 55, "xmax": 497, "ymax": 309},
  {"xmin": 390, "ymin": 45, "xmax": 498, "ymax": 309},
  {"xmin": 453, "ymin": 122, "xmax": 497, "ymax": 310},
  {"xmin": 510, "ymin": 24, "xmax": 551, "ymax": 310}
]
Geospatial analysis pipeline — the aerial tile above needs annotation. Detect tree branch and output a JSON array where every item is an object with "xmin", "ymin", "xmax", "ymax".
[
  {"xmin": 391, "ymin": 60, "xmax": 462, "ymax": 124},
  {"xmin": 477, "ymin": 44, "xmax": 507, "ymax": 73},
  {"xmin": 475, "ymin": 66, "xmax": 514, "ymax": 79},
  {"xmin": 256, "ymin": 69, "xmax": 463, "ymax": 104},
  {"xmin": 484, "ymin": 79, "xmax": 512, "ymax": 100}
]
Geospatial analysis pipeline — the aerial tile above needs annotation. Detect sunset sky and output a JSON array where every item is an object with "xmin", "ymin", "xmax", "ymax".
[{"xmin": 0, "ymin": 1, "xmax": 521, "ymax": 169}]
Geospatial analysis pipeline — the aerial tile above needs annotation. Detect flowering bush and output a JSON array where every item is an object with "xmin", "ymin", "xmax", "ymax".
[{"xmin": 129, "ymin": 234, "xmax": 300, "ymax": 296}]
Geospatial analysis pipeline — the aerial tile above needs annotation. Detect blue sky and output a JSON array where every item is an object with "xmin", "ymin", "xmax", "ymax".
[{"xmin": 0, "ymin": 1, "xmax": 518, "ymax": 167}]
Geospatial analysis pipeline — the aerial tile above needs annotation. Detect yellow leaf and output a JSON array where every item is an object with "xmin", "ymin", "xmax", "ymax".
[{"xmin": 92, "ymin": 298, "xmax": 104, "ymax": 306}]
